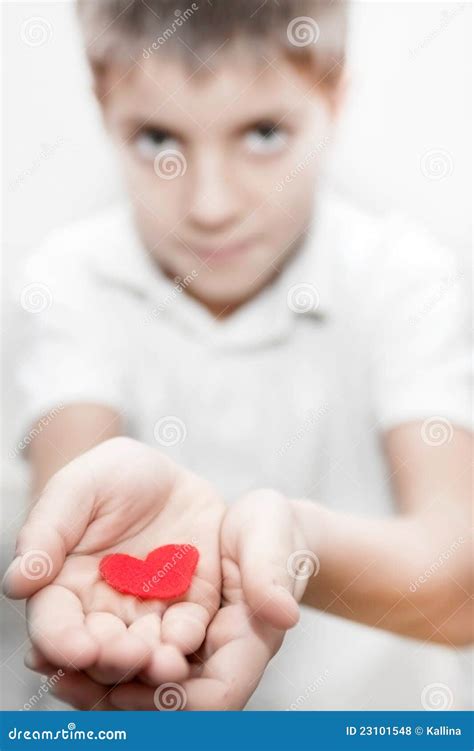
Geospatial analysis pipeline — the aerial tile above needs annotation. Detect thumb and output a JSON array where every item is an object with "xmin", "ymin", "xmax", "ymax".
[
  {"xmin": 226, "ymin": 490, "xmax": 303, "ymax": 631},
  {"xmin": 2, "ymin": 463, "xmax": 94, "ymax": 599}
]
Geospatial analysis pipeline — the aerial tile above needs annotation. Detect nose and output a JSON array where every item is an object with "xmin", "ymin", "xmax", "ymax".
[{"xmin": 187, "ymin": 150, "xmax": 239, "ymax": 230}]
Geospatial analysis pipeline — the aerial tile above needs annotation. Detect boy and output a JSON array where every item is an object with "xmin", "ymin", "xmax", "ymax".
[{"xmin": 4, "ymin": 0, "xmax": 472, "ymax": 710}]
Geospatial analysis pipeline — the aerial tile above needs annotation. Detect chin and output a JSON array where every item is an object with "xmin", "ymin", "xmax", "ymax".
[
  {"xmin": 194, "ymin": 283, "xmax": 250, "ymax": 307},
  {"xmin": 205, "ymin": 264, "xmax": 266, "ymax": 292},
  {"xmin": 193, "ymin": 276, "xmax": 271, "ymax": 314}
]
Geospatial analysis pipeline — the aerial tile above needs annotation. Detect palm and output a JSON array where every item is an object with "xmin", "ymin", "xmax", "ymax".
[{"xmin": 22, "ymin": 438, "xmax": 225, "ymax": 685}]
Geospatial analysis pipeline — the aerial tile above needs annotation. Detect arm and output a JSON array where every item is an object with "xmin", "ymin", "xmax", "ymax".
[
  {"xmin": 16, "ymin": 425, "xmax": 471, "ymax": 711},
  {"xmin": 296, "ymin": 422, "xmax": 473, "ymax": 645},
  {"xmin": 28, "ymin": 404, "xmax": 122, "ymax": 495}
]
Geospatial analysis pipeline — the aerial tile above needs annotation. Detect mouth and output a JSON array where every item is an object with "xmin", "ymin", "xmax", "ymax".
[{"xmin": 186, "ymin": 239, "xmax": 255, "ymax": 264}]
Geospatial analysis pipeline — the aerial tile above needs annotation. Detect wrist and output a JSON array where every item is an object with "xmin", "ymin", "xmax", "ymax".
[
  {"xmin": 290, "ymin": 497, "xmax": 332, "ymax": 560},
  {"xmin": 287, "ymin": 498, "xmax": 333, "ymax": 603}
]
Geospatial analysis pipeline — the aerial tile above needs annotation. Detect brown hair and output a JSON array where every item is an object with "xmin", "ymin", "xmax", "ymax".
[{"xmin": 77, "ymin": 0, "xmax": 347, "ymax": 90}]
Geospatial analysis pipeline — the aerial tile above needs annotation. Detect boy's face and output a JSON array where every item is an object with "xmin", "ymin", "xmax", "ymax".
[{"xmin": 101, "ymin": 46, "xmax": 340, "ymax": 314}]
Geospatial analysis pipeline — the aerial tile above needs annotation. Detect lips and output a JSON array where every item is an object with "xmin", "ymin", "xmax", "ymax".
[{"xmin": 187, "ymin": 239, "xmax": 254, "ymax": 263}]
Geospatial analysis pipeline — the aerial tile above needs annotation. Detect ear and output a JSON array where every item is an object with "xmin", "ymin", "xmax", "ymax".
[
  {"xmin": 327, "ymin": 65, "xmax": 349, "ymax": 121},
  {"xmin": 88, "ymin": 61, "xmax": 107, "ymax": 104},
  {"xmin": 86, "ymin": 62, "xmax": 116, "ymax": 132}
]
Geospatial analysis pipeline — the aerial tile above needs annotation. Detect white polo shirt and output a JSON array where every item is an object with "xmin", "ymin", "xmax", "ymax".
[{"xmin": 14, "ymin": 186, "xmax": 472, "ymax": 710}]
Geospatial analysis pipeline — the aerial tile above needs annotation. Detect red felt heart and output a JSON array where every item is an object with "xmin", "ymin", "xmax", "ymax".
[{"xmin": 99, "ymin": 544, "xmax": 199, "ymax": 600}]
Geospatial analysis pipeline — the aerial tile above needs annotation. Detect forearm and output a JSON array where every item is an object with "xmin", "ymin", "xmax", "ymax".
[
  {"xmin": 293, "ymin": 499, "xmax": 473, "ymax": 645},
  {"xmin": 29, "ymin": 404, "xmax": 122, "ymax": 495}
]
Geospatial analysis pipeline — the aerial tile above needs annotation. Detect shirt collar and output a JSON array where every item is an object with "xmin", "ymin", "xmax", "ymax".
[{"xmin": 93, "ymin": 194, "xmax": 332, "ymax": 347}]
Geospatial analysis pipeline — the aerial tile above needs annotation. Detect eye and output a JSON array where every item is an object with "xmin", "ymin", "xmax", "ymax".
[
  {"xmin": 134, "ymin": 128, "xmax": 180, "ymax": 161},
  {"xmin": 244, "ymin": 121, "xmax": 288, "ymax": 155}
]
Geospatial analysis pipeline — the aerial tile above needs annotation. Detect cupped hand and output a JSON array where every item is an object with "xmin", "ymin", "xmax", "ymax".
[
  {"xmin": 3, "ymin": 437, "xmax": 225, "ymax": 685},
  {"xmin": 23, "ymin": 490, "xmax": 313, "ymax": 710}
]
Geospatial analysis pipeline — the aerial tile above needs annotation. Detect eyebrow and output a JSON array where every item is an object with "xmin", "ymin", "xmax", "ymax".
[
  {"xmin": 121, "ymin": 107, "xmax": 297, "ymax": 141},
  {"xmin": 208, "ymin": 103, "xmax": 302, "ymax": 133}
]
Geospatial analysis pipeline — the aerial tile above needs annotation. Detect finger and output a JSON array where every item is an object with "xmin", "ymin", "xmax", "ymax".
[
  {"xmin": 85, "ymin": 612, "xmax": 151, "ymax": 684},
  {"xmin": 128, "ymin": 614, "xmax": 188, "ymax": 683},
  {"xmin": 225, "ymin": 490, "xmax": 301, "ymax": 629},
  {"xmin": 27, "ymin": 585, "xmax": 99, "ymax": 669},
  {"xmin": 111, "ymin": 626, "xmax": 277, "ymax": 711},
  {"xmin": 3, "ymin": 463, "xmax": 95, "ymax": 599},
  {"xmin": 51, "ymin": 671, "xmax": 119, "ymax": 711},
  {"xmin": 24, "ymin": 645, "xmax": 120, "ymax": 710},
  {"xmin": 24, "ymin": 646, "xmax": 56, "ymax": 673},
  {"xmin": 111, "ymin": 604, "xmax": 284, "ymax": 711},
  {"xmin": 24, "ymin": 634, "xmax": 186, "ymax": 702},
  {"xmin": 110, "ymin": 679, "xmax": 191, "ymax": 711},
  {"xmin": 127, "ymin": 613, "xmax": 161, "ymax": 648},
  {"xmin": 183, "ymin": 609, "xmax": 283, "ymax": 710},
  {"xmin": 109, "ymin": 683, "xmax": 157, "ymax": 710},
  {"xmin": 140, "ymin": 644, "xmax": 189, "ymax": 685},
  {"xmin": 160, "ymin": 602, "xmax": 209, "ymax": 654}
]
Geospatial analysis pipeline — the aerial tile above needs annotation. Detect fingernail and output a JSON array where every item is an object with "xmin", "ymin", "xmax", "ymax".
[
  {"xmin": 2, "ymin": 556, "xmax": 22, "ymax": 595},
  {"xmin": 24, "ymin": 649, "xmax": 37, "ymax": 670},
  {"xmin": 273, "ymin": 585, "xmax": 300, "ymax": 623}
]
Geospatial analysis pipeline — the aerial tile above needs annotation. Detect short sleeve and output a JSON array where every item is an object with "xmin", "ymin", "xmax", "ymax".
[
  {"xmin": 370, "ymin": 218, "xmax": 472, "ymax": 433},
  {"xmin": 12, "ymin": 228, "xmax": 130, "ymax": 448}
]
